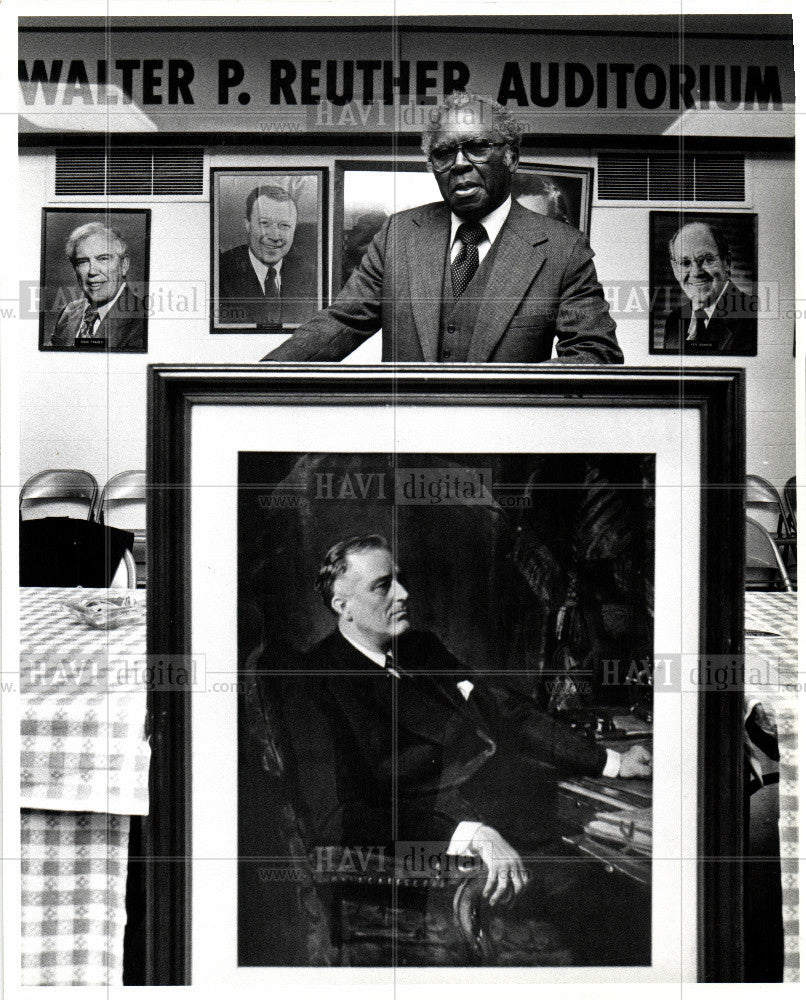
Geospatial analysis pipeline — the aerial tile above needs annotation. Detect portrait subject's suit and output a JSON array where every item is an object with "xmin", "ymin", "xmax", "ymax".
[
  {"xmin": 263, "ymin": 201, "xmax": 622, "ymax": 363},
  {"xmin": 218, "ymin": 243, "xmax": 317, "ymax": 327},
  {"xmin": 49, "ymin": 286, "xmax": 146, "ymax": 350},
  {"xmin": 662, "ymin": 279, "xmax": 757, "ymax": 355},
  {"xmin": 282, "ymin": 629, "xmax": 607, "ymax": 853}
]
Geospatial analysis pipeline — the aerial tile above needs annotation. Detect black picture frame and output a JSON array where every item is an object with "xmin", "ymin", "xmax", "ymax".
[
  {"xmin": 512, "ymin": 163, "xmax": 594, "ymax": 235},
  {"xmin": 648, "ymin": 211, "xmax": 759, "ymax": 357},
  {"xmin": 210, "ymin": 167, "xmax": 328, "ymax": 333},
  {"xmin": 38, "ymin": 207, "xmax": 150, "ymax": 353},
  {"xmin": 145, "ymin": 364, "xmax": 746, "ymax": 985}
]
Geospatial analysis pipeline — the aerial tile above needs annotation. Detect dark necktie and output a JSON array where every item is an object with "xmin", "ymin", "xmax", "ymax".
[
  {"xmin": 451, "ymin": 222, "xmax": 487, "ymax": 299},
  {"xmin": 264, "ymin": 266, "xmax": 278, "ymax": 298},
  {"xmin": 692, "ymin": 308, "xmax": 709, "ymax": 343},
  {"xmin": 77, "ymin": 308, "xmax": 99, "ymax": 341}
]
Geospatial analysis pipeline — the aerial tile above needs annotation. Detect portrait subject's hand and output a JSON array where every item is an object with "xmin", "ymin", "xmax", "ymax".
[
  {"xmin": 468, "ymin": 824, "xmax": 528, "ymax": 907},
  {"xmin": 619, "ymin": 744, "xmax": 652, "ymax": 779}
]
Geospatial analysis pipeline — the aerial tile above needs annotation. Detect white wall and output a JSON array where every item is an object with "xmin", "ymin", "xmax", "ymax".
[{"xmin": 19, "ymin": 146, "xmax": 796, "ymax": 490}]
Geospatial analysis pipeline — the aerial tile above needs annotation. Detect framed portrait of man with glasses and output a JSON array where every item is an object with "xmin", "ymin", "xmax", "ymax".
[{"xmin": 649, "ymin": 210, "xmax": 760, "ymax": 356}]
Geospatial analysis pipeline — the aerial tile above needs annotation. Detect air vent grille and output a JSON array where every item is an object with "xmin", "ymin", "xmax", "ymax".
[
  {"xmin": 598, "ymin": 154, "xmax": 744, "ymax": 202},
  {"xmin": 55, "ymin": 147, "xmax": 204, "ymax": 196}
]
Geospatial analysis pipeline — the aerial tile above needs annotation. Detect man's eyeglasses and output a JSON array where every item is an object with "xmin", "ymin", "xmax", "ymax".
[
  {"xmin": 428, "ymin": 139, "xmax": 508, "ymax": 171},
  {"xmin": 671, "ymin": 253, "xmax": 722, "ymax": 270}
]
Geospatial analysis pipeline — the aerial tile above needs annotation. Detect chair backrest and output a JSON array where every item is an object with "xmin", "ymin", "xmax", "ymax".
[
  {"xmin": 97, "ymin": 471, "xmax": 147, "ymax": 587},
  {"xmin": 745, "ymin": 516, "xmax": 793, "ymax": 592},
  {"xmin": 19, "ymin": 469, "xmax": 98, "ymax": 521},
  {"xmin": 96, "ymin": 470, "xmax": 146, "ymax": 527},
  {"xmin": 745, "ymin": 474, "xmax": 789, "ymax": 537},
  {"xmin": 783, "ymin": 476, "xmax": 797, "ymax": 532}
]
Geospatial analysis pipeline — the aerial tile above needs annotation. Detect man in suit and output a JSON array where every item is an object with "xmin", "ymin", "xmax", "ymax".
[
  {"xmin": 283, "ymin": 535, "xmax": 651, "ymax": 908},
  {"xmin": 263, "ymin": 92, "xmax": 621, "ymax": 363},
  {"xmin": 218, "ymin": 185, "xmax": 317, "ymax": 328},
  {"xmin": 48, "ymin": 223, "xmax": 146, "ymax": 351},
  {"xmin": 662, "ymin": 221, "xmax": 757, "ymax": 355}
]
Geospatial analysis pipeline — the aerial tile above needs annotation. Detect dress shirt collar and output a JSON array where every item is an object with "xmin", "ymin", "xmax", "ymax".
[
  {"xmin": 449, "ymin": 196, "xmax": 512, "ymax": 254},
  {"xmin": 248, "ymin": 248, "xmax": 283, "ymax": 290},
  {"xmin": 89, "ymin": 281, "xmax": 127, "ymax": 324},
  {"xmin": 339, "ymin": 627, "xmax": 388, "ymax": 668}
]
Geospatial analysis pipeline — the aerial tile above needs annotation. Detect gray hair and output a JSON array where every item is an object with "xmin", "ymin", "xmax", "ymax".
[
  {"xmin": 65, "ymin": 222, "xmax": 128, "ymax": 264},
  {"xmin": 420, "ymin": 91, "xmax": 524, "ymax": 157}
]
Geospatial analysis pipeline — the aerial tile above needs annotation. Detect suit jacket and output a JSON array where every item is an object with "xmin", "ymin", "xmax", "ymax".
[
  {"xmin": 49, "ymin": 285, "xmax": 146, "ymax": 351},
  {"xmin": 662, "ymin": 279, "xmax": 757, "ymax": 355},
  {"xmin": 263, "ymin": 200, "xmax": 622, "ymax": 363},
  {"xmin": 218, "ymin": 243, "xmax": 317, "ymax": 327},
  {"xmin": 280, "ymin": 629, "xmax": 606, "ymax": 852}
]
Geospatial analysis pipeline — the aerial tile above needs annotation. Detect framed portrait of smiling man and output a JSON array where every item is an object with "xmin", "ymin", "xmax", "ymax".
[
  {"xmin": 648, "ymin": 211, "xmax": 759, "ymax": 356},
  {"xmin": 38, "ymin": 207, "xmax": 150, "ymax": 353},
  {"xmin": 211, "ymin": 168, "xmax": 327, "ymax": 333}
]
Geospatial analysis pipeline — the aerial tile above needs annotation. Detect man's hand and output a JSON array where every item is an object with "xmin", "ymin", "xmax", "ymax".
[
  {"xmin": 468, "ymin": 824, "xmax": 528, "ymax": 906},
  {"xmin": 619, "ymin": 743, "xmax": 652, "ymax": 778}
]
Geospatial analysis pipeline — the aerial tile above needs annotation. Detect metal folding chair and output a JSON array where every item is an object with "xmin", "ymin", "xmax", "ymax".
[
  {"xmin": 96, "ymin": 470, "xmax": 147, "ymax": 587},
  {"xmin": 745, "ymin": 516, "xmax": 793, "ymax": 592},
  {"xmin": 19, "ymin": 469, "xmax": 98, "ymax": 521},
  {"xmin": 783, "ymin": 476, "xmax": 797, "ymax": 534}
]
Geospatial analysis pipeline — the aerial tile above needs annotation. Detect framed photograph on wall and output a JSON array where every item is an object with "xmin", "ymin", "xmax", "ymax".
[
  {"xmin": 333, "ymin": 160, "xmax": 593, "ymax": 296},
  {"xmin": 648, "ymin": 211, "xmax": 759, "ymax": 356},
  {"xmin": 38, "ymin": 207, "xmax": 150, "ymax": 353},
  {"xmin": 210, "ymin": 168, "xmax": 327, "ymax": 333},
  {"xmin": 333, "ymin": 160, "xmax": 439, "ymax": 295},
  {"xmin": 145, "ymin": 364, "xmax": 746, "ymax": 986},
  {"xmin": 512, "ymin": 163, "xmax": 593, "ymax": 235}
]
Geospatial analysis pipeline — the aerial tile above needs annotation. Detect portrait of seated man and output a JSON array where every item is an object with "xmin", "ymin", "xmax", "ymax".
[
  {"xmin": 218, "ymin": 184, "xmax": 318, "ymax": 328},
  {"xmin": 661, "ymin": 220, "xmax": 758, "ymax": 355},
  {"xmin": 238, "ymin": 451, "xmax": 655, "ymax": 968},
  {"xmin": 286, "ymin": 535, "xmax": 650, "ymax": 858},
  {"xmin": 45, "ymin": 222, "xmax": 146, "ymax": 351}
]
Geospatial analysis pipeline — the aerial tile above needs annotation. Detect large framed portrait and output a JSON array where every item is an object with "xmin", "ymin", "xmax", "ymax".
[
  {"xmin": 145, "ymin": 365, "xmax": 745, "ymax": 986},
  {"xmin": 210, "ymin": 168, "xmax": 327, "ymax": 333},
  {"xmin": 334, "ymin": 160, "xmax": 593, "ymax": 295},
  {"xmin": 38, "ymin": 207, "xmax": 150, "ymax": 353},
  {"xmin": 648, "ymin": 211, "xmax": 759, "ymax": 356}
]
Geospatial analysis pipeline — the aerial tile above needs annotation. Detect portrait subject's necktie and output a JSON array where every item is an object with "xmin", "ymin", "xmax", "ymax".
[
  {"xmin": 263, "ymin": 265, "xmax": 278, "ymax": 299},
  {"xmin": 691, "ymin": 308, "xmax": 709, "ymax": 342},
  {"xmin": 384, "ymin": 650, "xmax": 402, "ymax": 680},
  {"xmin": 451, "ymin": 222, "xmax": 487, "ymax": 299},
  {"xmin": 77, "ymin": 308, "xmax": 99, "ymax": 341}
]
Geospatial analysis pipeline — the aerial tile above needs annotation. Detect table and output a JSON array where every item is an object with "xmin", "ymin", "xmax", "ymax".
[
  {"xmin": 19, "ymin": 587, "xmax": 150, "ymax": 986},
  {"xmin": 745, "ymin": 591, "xmax": 799, "ymax": 983}
]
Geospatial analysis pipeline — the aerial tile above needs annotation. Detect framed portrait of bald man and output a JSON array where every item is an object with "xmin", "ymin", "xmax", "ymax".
[
  {"xmin": 648, "ymin": 211, "xmax": 759, "ymax": 356},
  {"xmin": 38, "ymin": 207, "xmax": 150, "ymax": 352},
  {"xmin": 211, "ymin": 168, "xmax": 327, "ymax": 333}
]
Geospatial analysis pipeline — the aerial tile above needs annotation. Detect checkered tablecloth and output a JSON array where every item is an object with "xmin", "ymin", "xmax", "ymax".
[
  {"xmin": 20, "ymin": 587, "xmax": 150, "ymax": 815},
  {"xmin": 20, "ymin": 810, "xmax": 130, "ymax": 986},
  {"xmin": 19, "ymin": 587, "xmax": 150, "ymax": 986},
  {"xmin": 745, "ymin": 591, "xmax": 799, "ymax": 982}
]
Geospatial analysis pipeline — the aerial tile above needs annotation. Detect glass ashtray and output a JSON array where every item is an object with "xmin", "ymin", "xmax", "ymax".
[{"xmin": 62, "ymin": 594, "xmax": 144, "ymax": 630}]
